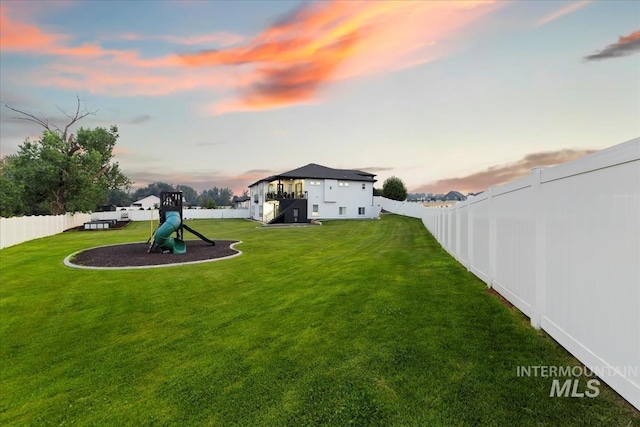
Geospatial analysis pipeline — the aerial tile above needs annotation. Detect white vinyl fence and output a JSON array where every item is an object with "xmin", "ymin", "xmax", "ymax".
[
  {"xmin": 0, "ymin": 213, "xmax": 92, "ymax": 250},
  {"xmin": 380, "ymin": 137, "xmax": 640, "ymax": 410},
  {"xmin": 0, "ymin": 209, "xmax": 250, "ymax": 249},
  {"xmin": 90, "ymin": 208, "xmax": 250, "ymax": 222}
]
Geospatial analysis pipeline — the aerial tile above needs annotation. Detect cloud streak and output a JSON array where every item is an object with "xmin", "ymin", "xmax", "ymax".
[
  {"xmin": 584, "ymin": 29, "xmax": 640, "ymax": 61},
  {"xmin": 118, "ymin": 32, "xmax": 244, "ymax": 47},
  {"xmin": 535, "ymin": 1, "xmax": 590, "ymax": 27},
  {"xmin": 2, "ymin": 1, "xmax": 501, "ymax": 112},
  {"xmin": 181, "ymin": 1, "xmax": 500, "ymax": 114},
  {"xmin": 0, "ymin": 4, "xmax": 234, "ymax": 97},
  {"xmin": 413, "ymin": 149, "xmax": 595, "ymax": 194}
]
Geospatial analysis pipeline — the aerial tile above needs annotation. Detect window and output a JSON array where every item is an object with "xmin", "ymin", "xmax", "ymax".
[
  {"xmin": 339, "ymin": 207, "xmax": 347, "ymax": 216},
  {"xmin": 358, "ymin": 207, "xmax": 365, "ymax": 215},
  {"xmin": 312, "ymin": 204, "xmax": 319, "ymax": 217},
  {"xmin": 362, "ymin": 183, "xmax": 366, "ymax": 190}
]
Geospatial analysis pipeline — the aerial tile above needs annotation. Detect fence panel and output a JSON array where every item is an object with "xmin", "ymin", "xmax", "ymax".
[
  {"xmin": 539, "ymin": 146, "xmax": 639, "ymax": 409},
  {"xmin": 0, "ymin": 213, "xmax": 91, "ymax": 249},
  {"xmin": 380, "ymin": 137, "xmax": 639, "ymax": 409},
  {"xmin": 492, "ymin": 176, "xmax": 536, "ymax": 316},
  {"xmin": 470, "ymin": 195, "xmax": 491, "ymax": 284},
  {"xmin": 90, "ymin": 208, "xmax": 250, "ymax": 222},
  {"xmin": 457, "ymin": 203, "xmax": 469, "ymax": 267}
]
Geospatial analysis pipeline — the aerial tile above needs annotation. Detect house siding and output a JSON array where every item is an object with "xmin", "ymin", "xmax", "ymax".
[
  {"xmin": 306, "ymin": 179, "xmax": 376, "ymax": 220},
  {"xmin": 248, "ymin": 164, "xmax": 381, "ymax": 223}
]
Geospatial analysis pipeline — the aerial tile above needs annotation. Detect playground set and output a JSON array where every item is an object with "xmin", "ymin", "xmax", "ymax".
[{"xmin": 147, "ymin": 192, "xmax": 216, "ymax": 254}]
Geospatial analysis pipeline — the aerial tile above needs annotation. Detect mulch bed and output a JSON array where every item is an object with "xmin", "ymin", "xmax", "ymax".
[{"xmin": 69, "ymin": 240, "xmax": 240, "ymax": 268}]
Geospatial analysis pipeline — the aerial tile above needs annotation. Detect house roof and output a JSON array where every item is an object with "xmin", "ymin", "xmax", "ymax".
[
  {"xmin": 232, "ymin": 196, "xmax": 250, "ymax": 203},
  {"xmin": 249, "ymin": 163, "xmax": 376, "ymax": 187},
  {"xmin": 443, "ymin": 191, "xmax": 465, "ymax": 200},
  {"xmin": 132, "ymin": 195, "xmax": 160, "ymax": 205}
]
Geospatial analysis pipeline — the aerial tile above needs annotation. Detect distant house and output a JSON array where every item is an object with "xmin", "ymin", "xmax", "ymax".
[
  {"xmin": 248, "ymin": 163, "xmax": 378, "ymax": 224},
  {"xmin": 442, "ymin": 191, "xmax": 466, "ymax": 202},
  {"xmin": 232, "ymin": 195, "xmax": 250, "ymax": 209},
  {"xmin": 131, "ymin": 195, "xmax": 160, "ymax": 209}
]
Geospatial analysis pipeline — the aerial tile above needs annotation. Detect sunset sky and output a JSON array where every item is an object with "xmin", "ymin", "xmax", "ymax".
[{"xmin": 1, "ymin": 0, "xmax": 638, "ymax": 195}]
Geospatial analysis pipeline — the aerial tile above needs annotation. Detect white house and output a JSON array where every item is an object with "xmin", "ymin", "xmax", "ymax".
[
  {"xmin": 248, "ymin": 163, "xmax": 379, "ymax": 223},
  {"xmin": 131, "ymin": 195, "xmax": 160, "ymax": 210}
]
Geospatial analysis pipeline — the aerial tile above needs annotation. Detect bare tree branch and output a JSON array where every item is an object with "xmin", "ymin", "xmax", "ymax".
[
  {"xmin": 3, "ymin": 103, "xmax": 52, "ymax": 131},
  {"xmin": 60, "ymin": 96, "xmax": 98, "ymax": 142},
  {"xmin": 3, "ymin": 95, "xmax": 97, "ymax": 142}
]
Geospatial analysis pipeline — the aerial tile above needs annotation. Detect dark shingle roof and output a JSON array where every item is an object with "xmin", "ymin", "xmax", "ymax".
[
  {"xmin": 443, "ymin": 191, "xmax": 466, "ymax": 200},
  {"xmin": 249, "ymin": 163, "xmax": 376, "ymax": 187}
]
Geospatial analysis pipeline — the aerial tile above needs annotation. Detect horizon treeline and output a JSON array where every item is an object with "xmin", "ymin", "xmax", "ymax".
[{"xmin": 106, "ymin": 182, "xmax": 249, "ymax": 208}]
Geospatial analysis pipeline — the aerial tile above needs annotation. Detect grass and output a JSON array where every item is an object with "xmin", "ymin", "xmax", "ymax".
[{"xmin": 0, "ymin": 215, "xmax": 638, "ymax": 426}]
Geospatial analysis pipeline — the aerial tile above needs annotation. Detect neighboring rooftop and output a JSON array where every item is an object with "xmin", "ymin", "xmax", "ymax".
[{"xmin": 250, "ymin": 163, "xmax": 377, "ymax": 186}]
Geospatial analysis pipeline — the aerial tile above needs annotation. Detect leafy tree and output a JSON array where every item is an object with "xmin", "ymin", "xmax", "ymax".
[
  {"xmin": 176, "ymin": 185, "xmax": 198, "ymax": 205},
  {"xmin": 132, "ymin": 182, "xmax": 175, "ymax": 200},
  {"xmin": 241, "ymin": 189, "xmax": 249, "ymax": 198},
  {"xmin": 198, "ymin": 186, "xmax": 233, "ymax": 207},
  {"xmin": 373, "ymin": 187, "xmax": 383, "ymax": 197},
  {"xmin": 382, "ymin": 176, "xmax": 408, "ymax": 201},
  {"xmin": 9, "ymin": 127, "xmax": 131, "ymax": 214},
  {"xmin": 203, "ymin": 197, "xmax": 217, "ymax": 209},
  {"xmin": 105, "ymin": 189, "xmax": 133, "ymax": 206},
  {"xmin": 3, "ymin": 99, "xmax": 131, "ymax": 215},
  {"xmin": 217, "ymin": 187, "xmax": 233, "ymax": 206},
  {"xmin": 0, "ymin": 157, "xmax": 26, "ymax": 217}
]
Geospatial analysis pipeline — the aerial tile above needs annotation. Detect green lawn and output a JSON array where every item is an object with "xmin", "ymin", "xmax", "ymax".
[{"xmin": 0, "ymin": 215, "xmax": 637, "ymax": 426}]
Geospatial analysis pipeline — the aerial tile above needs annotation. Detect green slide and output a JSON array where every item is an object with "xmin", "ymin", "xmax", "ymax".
[{"xmin": 154, "ymin": 211, "xmax": 186, "ymax": 254}]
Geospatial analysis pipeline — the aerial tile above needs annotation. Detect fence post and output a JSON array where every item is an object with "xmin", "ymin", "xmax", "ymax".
[
  {"xmin": 467, "ymin": 196, "xmax": 474, "ymax": 271},
  {"xmin": 531, "ymin": 168, "xmax": 547, "ymax": 329},
  {"xmin": 488, "ymin": 187, "xmax": 496, "ymax": 289},
  {"xmin": 446, "ymin": 207, "xmax": 452, "ymax": 254},
  {"xmin": 455, "ymin": 202, "xmax": 461, "ymax": 261}
]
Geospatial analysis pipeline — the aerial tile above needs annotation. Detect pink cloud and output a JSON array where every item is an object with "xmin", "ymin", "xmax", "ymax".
[
  {"xmin": 0, "ymin": 4, "xmax": 68, "ymax": 52},
  {"xmin": 413, "ymin": 149, "xmax": 595, "ymax": 194},
  {"xmin": 0, "ymin": 4, "xmax": 236, "ymax": 97},
  {"xmin": 112, "ymin": 146, "xmax": 131, "ymax": 156},
  {"xmin": 1, "ymin": 1, "xmax": 502, "ymax": 111},
  {"xmin": 126, "ymin": 169, "xmax": 269, "ymax": 195},
  {"xmin": 118, "ymin": 31, "xmax": 244, "ymax": 47},
  {"xmin": 181, "ymin": 1, "xmax": 501, "ymax": 114}
]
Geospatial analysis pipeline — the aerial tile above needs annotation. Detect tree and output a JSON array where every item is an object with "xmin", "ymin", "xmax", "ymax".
[
  {"xmin": 382, "ymin": 176, "xmax": 407, "ymax": 201},
  {"xmin": 132, "ymin": 182, "xmax": 176, "ymax": 200},
  {"xmin": 203, "ymin": 197, "xmax": 217, "ymax": 209},
  {"xmin": 176, "ymin": 185, "xmax": 198, "ymax": 205},
  {"xmin": 198, "ymin": 186, "xmax": 233, "ymax": 207},
  {"xmin": 3, "ymin": 98, "xmax": 131, "ymax": 215},
  {"xmin": 0, "ymin": 157, "xmax": 26, "ymax": 217},
  {"xmin": 105, "ymin": 189, "xmax": 133, "ymax": 207}
]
